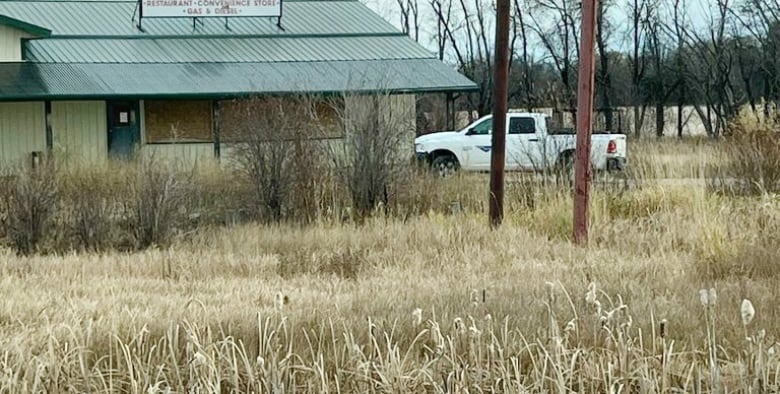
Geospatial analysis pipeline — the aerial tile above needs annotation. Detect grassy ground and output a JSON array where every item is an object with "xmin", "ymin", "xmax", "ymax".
[{"xmin": 1, "ymin": 139, "xmax": 779, "ymax": 392}]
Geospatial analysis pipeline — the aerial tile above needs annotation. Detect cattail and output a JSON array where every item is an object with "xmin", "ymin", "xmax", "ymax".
[
  {"xmin": 274, "ymin": 291, "xmax": 285, "ymax": 311},
  {"xmin": 546, "ymin": 281, "xmax": 556, "ymax": 303},
  {"xmin": 585, "ymin": 282, "xmax": 597, "ymax": 305},
  {"xmin": 430, "ymin": 321, "xmax": 442, "ymax": 348},
  {"xmin": 412, "ymin": 308, "xmax": 423, "ymax": 327},
  {"xmin": 470, "ymin": 289, "xmax": 479, "ymax": 306},
  {"xmin": 192, "ymin": 351, "xmax": 207, "ymax": 368},
  {"xmin": 699, "ymin": 289, "xmax": 709, "ymax": 306},
  {"xmin": 741, "ymin": 299, "xmax": 755, "ymax": 326},
  {"xmin": 659, "ymin": 319, "xmax": 668, "ymax": 338},
  {"xmin": 708, "ymin": 288, "xmax": 717, "ymax": 306},
  {"xmin": 453, "ymin": 317, "xmax": 465, "ymax": 335}
]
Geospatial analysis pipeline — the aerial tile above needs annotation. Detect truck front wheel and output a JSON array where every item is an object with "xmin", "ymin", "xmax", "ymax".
[{"xmin": 431, "ymin": 154, "xmax": 459, "ymax": 178}]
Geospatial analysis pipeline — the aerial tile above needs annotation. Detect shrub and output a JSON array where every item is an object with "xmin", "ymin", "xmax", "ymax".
[
  {"xmin": 0, "ymin": 162, "xmax": 60, "ymax": 255},
  {"xmin": 229, "ymin": 96, "xmax": 332, "ymax": 223},
  {"xmin": 125, "ymin": 158, "xmax": 192, "ymax": 249},
  {"xmin": 59, "ymin": 164, "xmax": 126, "ymax": 251},
  {"xmin": 709, "ymin": 116, "xmax": 780, "ymax": 195},
  {"xmin": 331, "ymin": 93, "xmax": 415, "ymax": 219}
]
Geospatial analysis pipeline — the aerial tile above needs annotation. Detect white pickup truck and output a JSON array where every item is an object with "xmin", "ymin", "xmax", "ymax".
[{"xmin": 414, "ymin": 112, "xmax": 627, "ymax": 176}]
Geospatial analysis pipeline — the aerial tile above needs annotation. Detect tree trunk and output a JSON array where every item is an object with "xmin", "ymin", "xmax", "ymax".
[
  {"xmin": 655, "ymin": 102, "xmax": 664, "ymax": 138},
  {"xmin": 633, "ymin": 105, "xmax": 642, "ymax": 137}
]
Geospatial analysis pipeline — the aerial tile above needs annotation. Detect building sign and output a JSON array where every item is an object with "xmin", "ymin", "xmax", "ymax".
[{"xmin": 142, "ymin": 0, "xmax": 281, "ymax": 18}]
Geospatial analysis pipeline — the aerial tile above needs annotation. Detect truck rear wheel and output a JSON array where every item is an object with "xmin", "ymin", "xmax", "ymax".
[{"xmin": 431, "ymin": 155, "xmax": 459, "ymax": 178}]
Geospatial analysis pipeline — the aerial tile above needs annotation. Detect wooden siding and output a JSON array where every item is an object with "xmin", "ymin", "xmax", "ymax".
[
  {"xmin": 51, "ymin": 101, "xmax": 107, "ymax": 163},
  {"xmin": 0, "ymin": 102, "xmax": 45, "ymax": 167},
  {"xmin": 142, "ymin": 143, "xmax": 215, "ymax": 167},
  {"xmin": 0, "ymin": 25, "xmax": 29, "ymax": 62}
]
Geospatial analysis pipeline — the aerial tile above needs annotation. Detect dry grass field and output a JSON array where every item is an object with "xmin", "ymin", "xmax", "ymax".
[{"xmin": 1, "ymin": 132, "xmax": 780, "ymax": 392}]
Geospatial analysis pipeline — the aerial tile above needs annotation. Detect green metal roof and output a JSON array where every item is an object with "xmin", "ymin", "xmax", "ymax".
[
  {"xmin": 0, "ymin": 0, "xmax": 478, "ymax": 98},
  {"xmin": 0, "ymin": 0, "xmax": 398, "ymax": 37},
  {"xmin": 25, "ymin": 35, "xmax": 434, "ymax": 63},
  {"xmin": 0, "ymin": 14, "xmax": 51, "ymax": 37},
  {"xmin": 0, "ymin": 59, "xmax": 477, "ymax": 100}
]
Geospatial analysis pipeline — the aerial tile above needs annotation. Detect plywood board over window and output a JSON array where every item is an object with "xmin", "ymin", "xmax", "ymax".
[
  {"xmin": 219, "ymin": 97, "xmax": 343, "ymax": 143},
  {"xmin": 145, "ymin": 100, "xmax": 213, "ymax": 143}
]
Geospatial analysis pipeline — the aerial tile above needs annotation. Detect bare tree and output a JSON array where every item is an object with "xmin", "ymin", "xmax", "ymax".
[
  {"xmin": 430, "ymin": 0, "xmax": 496, "ymax": 118},
  {"xmin": 734, "ymin": 0, "xmax": 780, "ymax": 119},
  {"xmin": 629, "ymin": 0, "xmax": 650, "ymax": 137},
  {"xmin": 683, "ymin": 0, "xmax": 738, "ymax": 136},
  {"xmin": 528, "ymin": 0, "xmax": 580, "ymax": 115},
  {"xmin": 396, "ymin": 0, "xmax": 420, "ymax": 42},
  {"xmin": 511, "ymin": 0, "xmax": 536, "ymax": 110},
  {"xmin": 595, "ymin": 0, "xmax": 614, "ymax": 131}
]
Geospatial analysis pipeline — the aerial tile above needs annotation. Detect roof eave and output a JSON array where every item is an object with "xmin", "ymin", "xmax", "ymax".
[
  {"xmin": 0, "ymin": 85, "xmax": 478, "ymax": 102},
  {"xmin": 0, "ymin": 15, "xmax": 52, "ymax": 37}
]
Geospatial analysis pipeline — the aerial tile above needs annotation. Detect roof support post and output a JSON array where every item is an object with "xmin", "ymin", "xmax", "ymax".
[
  {"xmin": 212, "ymin": 100, "xmax": 221, "ymax": 160},
  {"xmin": 445, "ymin": 92, "xmax": 454, "ymax": 130}
]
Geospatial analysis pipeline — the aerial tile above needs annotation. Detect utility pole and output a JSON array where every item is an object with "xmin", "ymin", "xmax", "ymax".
[
  {"xmin": 489, "ymin": 0, "xmax": 511, "ymax": 228},
  {"xmin": 573, "ymin": 0, "xmax": 598, "ymax": 244}
]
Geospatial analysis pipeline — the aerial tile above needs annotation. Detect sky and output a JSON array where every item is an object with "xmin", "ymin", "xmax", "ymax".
[{"xmin": 362, "ymin": 0, "xmax": 712, "ymax": 62}]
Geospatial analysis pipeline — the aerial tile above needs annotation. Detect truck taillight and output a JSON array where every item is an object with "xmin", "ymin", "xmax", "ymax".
[{"xmin": 607, "ymin": 140, "xmax": 617, "ymax": 154}]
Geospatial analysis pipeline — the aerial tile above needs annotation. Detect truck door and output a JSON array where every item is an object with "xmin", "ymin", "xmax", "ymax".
[
  {"xmin": 463, "ymin": 117, "xmax": 493, "ymax": 170},
  {"xmin": 507, "ymin": 116, "xmax": 545, "ymax": 170}
]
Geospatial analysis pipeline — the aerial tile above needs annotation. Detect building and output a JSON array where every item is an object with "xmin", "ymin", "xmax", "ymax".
[{"xmin": 0, "ymin": 0, "xmax": 476, "ymax": 167}]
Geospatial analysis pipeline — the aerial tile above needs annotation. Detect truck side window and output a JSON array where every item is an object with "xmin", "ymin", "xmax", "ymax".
[
  {"xmin": 509, "ymin": 117, "xmax": 536, "ymax": 134},
  {"xmin": 469, "ymin": 119, "xmax": 492, "ymax": 135}
]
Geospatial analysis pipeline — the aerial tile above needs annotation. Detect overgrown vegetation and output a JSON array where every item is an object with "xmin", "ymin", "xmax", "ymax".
[
  {"xmin": 708, "ymin": 117, "xmax": 780, "ymax": 195},
  {"xmin": 2, "ymin": 113, "xmax": 780, "ymax": 391}
]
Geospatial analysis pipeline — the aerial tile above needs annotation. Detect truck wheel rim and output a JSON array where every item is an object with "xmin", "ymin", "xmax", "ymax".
[{"xmin": 437, "ymin": 161, "xmax": 455, "ymax": 177}]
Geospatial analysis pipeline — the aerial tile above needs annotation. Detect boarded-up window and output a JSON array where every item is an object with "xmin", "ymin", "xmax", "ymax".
[
  {"xmin": 145, "ymin": 100, "xmax": 213, "ymax": 143},
  {"xmin": 219, "ymin": 97, "xmax": 343, "ymax": 142}
]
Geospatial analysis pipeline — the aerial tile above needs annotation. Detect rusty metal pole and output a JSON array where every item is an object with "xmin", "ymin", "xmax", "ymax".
[
  {"xmin": 573, "ymin": 0, "xmax": 598, "ymax": 244},
  {"xmin": 489, "ymin": 0, "xmax": 511, "ymax": 228}
]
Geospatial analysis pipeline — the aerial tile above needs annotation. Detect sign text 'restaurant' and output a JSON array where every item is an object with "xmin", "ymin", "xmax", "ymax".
[{"xmin": 143, "ymin": 0, "xmax": 280, "ymax": 18}]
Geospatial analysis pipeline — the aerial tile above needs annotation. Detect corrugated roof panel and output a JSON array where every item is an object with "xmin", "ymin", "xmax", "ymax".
[
  {"xmin": 0, "ymin": 1, "xmax": 399, "ymax": 37},
  {"xmin": 0, "ymin": 59, "xmax": 476, "ymax": 100},
  {"xmin": 25, "ymin": 36, "xmax": 434, "ymax": 63}
]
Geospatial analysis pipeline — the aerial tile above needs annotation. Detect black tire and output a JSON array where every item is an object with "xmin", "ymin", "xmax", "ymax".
[{"xmin": 431, "ymin": 154, "xmax": 459, "ymax": 178}]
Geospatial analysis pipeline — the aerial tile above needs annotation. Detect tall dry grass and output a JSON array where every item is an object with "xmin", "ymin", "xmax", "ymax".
[
  {"xmin": 2, "ymin": 174, "xmax": 780, "ymax": 391},
  {"xmin": 2, "ymin": 116, "xmax": 780, "ymax": 392}
]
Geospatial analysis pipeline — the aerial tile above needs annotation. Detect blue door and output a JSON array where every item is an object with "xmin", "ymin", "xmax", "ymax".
[{"xmin": 107, "ymin": 101, "xmax": 140, "ymax": 159}]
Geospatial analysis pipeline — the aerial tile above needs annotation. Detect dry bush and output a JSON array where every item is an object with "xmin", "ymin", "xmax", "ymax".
[
  {"xmin": 0, "ymin": 162, "xmax": 59, "ymax": 255},
  {"xmin": 185, "ymin": 163, "xmax": 251, "ymax": 226},
  {"xmin": 693, "ymin": 196, "xmax": 780, "ymax": 280},
  {"xmin": 331, "ymin": 93, "xmax": 415, "ymax": 219},
  {"xmin": 58, "ymin": 163, "xmax": 131, "ymax": 251},
  {"xmin": 709, "ymin": 117, "xmax": 780, "ymax": 194},
  {"xmin": 229, "ymin": 96, "xmax": 332, "ymax": 223},
  {"xmin": 125, "ymin": 157, "xmax": 192, "ymax": 249}
]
